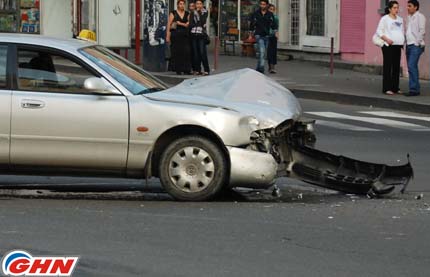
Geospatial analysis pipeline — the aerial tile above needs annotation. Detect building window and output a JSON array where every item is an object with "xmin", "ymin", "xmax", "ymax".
[
  {"xmin": 379, "ymin": 0, "xmax": 389, "ymax": 14},
  {"xmin": 306, "ymin": 0, "xmax": 325, "ymax": 36},
  {"xmin": 290, "ymin": 0, "xmax": 300, "ymax": 45}
]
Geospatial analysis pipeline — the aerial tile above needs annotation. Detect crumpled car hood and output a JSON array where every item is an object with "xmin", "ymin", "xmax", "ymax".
[{"xmin": 146, "ymin": 68, "xmax": 302, "ymax": 129}]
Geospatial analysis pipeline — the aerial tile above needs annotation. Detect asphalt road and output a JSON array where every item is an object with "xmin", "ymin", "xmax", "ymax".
[{"xmin": 0, "ymin": 99, "xmax": 429, "ymax": 277}]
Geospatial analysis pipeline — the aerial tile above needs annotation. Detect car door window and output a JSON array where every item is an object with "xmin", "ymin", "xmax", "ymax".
[
  {"xmin": 17, "ymin": 49, "xmax": 101, "ymax": 94},
  {"xmin": 0, "ymin": 46, "xmax": 7, "ymax": 89}
]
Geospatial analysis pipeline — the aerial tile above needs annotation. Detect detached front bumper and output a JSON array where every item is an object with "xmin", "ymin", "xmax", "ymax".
[
  {"xmin": 227, "ymin": 147, "xmax": 278, "ymax": 189},
  {"xmin": 286, "ymin": 145, "xmax": 413, "ymax": 196},
  {"xmin": 248, "ymin": 120, "xmax": 414, "ymax": 197}
]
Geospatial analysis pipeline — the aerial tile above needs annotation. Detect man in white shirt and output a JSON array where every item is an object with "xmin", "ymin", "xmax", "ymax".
[{"xmin": 405, "ymin": 0, "xmax": 426, "ymax": 97}]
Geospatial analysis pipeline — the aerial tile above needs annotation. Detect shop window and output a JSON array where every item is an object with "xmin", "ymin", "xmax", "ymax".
[
  {"xmin": 0, "ymin": 0, "xmax": 19, "ymax": 32},
  {"xmin": 81, "ymin": 0, "xmax": 97, "ymax": 31},
  {"xmin": 17, "ymin": 49, "xmax": 99, "ymax": 94},
  {"xmin": 0, "ymin": 46, "xmax": 7, "ymax": 88},
  {"xmin": 240, "ymin": 0, "xmax": 258, "ymax": 40},
  {"xmin": 20, "ymin": 0, "xmax": 40, "ymax": 33},
  {"xmin": 219, "ymin": 0, "xmax": 239, "ymax": 40},
  {"xmin": 306, "ymin": 0, "xmax": 325, "ymax": 36},
  {"xmin": 0, "ymin": 0, "xmax": 40, "ymax": 33}
]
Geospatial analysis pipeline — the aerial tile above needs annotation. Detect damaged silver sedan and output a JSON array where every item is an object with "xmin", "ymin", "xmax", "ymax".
[{"xmin": 0, "ymin": 35, "xmax": 413, "ymax": 201}]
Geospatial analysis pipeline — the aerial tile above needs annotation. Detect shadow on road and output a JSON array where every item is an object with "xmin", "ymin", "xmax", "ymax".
[{"xmin": 0, "ymin": 178, "xmax": 410, "ymax": 204}]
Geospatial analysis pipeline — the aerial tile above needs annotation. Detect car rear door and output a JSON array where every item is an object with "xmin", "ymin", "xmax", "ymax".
[
  {"xmin": 0, "ymin": 44, "xmax": 12, "ymax": 167},
  {"xmin": 10, "ymin": 45, "xmax": 129, "ymax": 170}
]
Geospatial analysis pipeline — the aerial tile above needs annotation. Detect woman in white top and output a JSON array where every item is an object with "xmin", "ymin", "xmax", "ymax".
[{"xmin": 376, "ymin": 1, "xmax": 405, "ymax": 95}]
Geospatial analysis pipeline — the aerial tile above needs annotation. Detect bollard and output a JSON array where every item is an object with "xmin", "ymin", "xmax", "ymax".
[
  {"xmin": 214, "ymin": 36, "xmax": 219, "ymax": 71},
  {"xmin": 330, "ymin": 37, "xmax": 334, "ymax": 75},
  {"xmin": 135, "ymin": 0, "xmax": 141, "ymax": 65}
]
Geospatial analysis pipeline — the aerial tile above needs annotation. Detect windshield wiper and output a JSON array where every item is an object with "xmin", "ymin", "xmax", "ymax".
[{"xmin": 136, "ymin": 87, "xmax": 165, "ymax": 95}]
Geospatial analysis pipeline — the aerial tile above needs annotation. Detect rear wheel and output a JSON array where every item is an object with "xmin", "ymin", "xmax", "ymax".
[{"xmin": 159, "ymin": 136, "xmax": 228, "ymax": 201}]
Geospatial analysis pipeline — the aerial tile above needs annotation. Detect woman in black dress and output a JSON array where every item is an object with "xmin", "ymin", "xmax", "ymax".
[{"xmin": 166, "ymin": 0, "xmax": 192, "ymax": 75}]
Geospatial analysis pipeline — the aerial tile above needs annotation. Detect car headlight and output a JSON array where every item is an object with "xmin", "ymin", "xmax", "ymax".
[
  {"xmin": 239, "ymin": 116, "xmax": 260, "ymax": 129},
  {"xmin": 247, "ymin": 116, "xmax": 260, "ymax": 127}
]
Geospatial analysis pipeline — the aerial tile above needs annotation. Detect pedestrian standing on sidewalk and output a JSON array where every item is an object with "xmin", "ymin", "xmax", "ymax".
[
  {"xmin": 376, "ymin": 1, "xmax": 405, "ymax": 95},
  {"xmin": 188, "ymin": 1, "xmax": 195, "ymax": 13},
  {"xmin": 267, "ymin": 4, "xmax": 279, "ymax": 74},
  {"xmin": 166, "ymin": 0, "xmax": 192, "ymax": 75},
  {"xmin": 249, "ymin": 0, "xmax": 277, "ymax": 74},
  {"xmin": 190, "ymin": 0, "xmax": 210, "ymax": 75},
  {"xmin": 405, "ymin": 0, "xmax": 426, "ymax": 97},
  {"xmin": 188, "ymin": 1, "xmax": 198, "ymax": 74}
]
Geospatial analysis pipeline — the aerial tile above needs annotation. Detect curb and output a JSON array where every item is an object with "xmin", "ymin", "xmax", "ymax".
[
  {"xmin": 154, "ymin": 73, "xmax": 187, "ymax": 86},
  {"xmin": 291, "ymin": 89, "xmax": 430, "ymax": 115},
  {"xmin": 153, "ymin": 73, "xmax": 430, "ymax": 115}
]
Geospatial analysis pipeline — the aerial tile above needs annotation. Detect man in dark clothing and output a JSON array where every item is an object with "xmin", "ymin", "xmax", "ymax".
[{"xmin": 249, "ymin": 0, "xmax": 278, "ymax": 74}]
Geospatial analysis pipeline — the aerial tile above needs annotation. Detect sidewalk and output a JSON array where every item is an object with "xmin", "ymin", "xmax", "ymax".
[{"xmin": 151, "ymin": 54, "xmax": 430, "ymax": 114}]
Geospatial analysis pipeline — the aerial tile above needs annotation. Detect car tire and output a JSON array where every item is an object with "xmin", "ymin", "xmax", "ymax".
[{"xmin": 159, "ymin": 136, "xmax": 228, "ymax": 201}]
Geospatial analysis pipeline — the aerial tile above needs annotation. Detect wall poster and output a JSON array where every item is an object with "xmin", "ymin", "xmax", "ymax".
[{"xmin": 143, "ymin": 0, "xmax": 169, "ymax": 71}]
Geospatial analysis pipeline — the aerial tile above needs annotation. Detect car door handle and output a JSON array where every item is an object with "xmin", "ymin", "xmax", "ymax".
[{"xmin": 21, "ymin": 100, "xmax": 45, "ymax": 109}]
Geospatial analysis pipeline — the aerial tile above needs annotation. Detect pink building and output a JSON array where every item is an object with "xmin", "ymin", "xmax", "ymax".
[{"xmin": 340, "ymin": 0, "xmax": 430, "ymax": 79}]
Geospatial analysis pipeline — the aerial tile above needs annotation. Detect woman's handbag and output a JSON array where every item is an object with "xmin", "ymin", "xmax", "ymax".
[
  {"xmin": 204, "ymin": 32, "xmax": 211, "ymax": 45},
  {"xmin": 170, "ymin": 22, "xmax": 177, "ymax": 30},
  {"xmin": 373, "ymin": 34, "xmax": 385, "ymax": 47}
]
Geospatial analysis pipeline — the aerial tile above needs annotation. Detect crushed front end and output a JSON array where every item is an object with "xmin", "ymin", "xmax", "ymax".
[{"xmin": 250, "ymin": 120, "xmax": 414, "ymax": 197}]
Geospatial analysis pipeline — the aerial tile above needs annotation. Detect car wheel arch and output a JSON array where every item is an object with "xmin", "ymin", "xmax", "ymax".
[{"xmin": 150, "ymin": 125, "xmax": 230, "ymax": 178}]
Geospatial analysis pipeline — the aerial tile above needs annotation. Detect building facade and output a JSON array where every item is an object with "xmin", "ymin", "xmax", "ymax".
[
  {"xmin": 0, "ymin": 0, "xmax": 73, "ymax": 38},
  {"xmin": 340, "ymin": 0, "xmax": 408, "ymax": 76},
  {"xmin": 3, "ymin": 0, "xmax": 430, "ymax": 78},
  {"xmin": 182, "ymin": 0, "xmax": 341, "ymax": 53},
  {"xmin": 340, "ymin": 0, "xmax": 430, "ymax": 79},
  {"xmin": 276, "ymin": 0, "xmax": 340, "ymax": 53}
]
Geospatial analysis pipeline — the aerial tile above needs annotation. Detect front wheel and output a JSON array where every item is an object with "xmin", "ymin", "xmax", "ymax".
[{"xmin": 159, "ymin": 136, "xmax": 228, "ymax": 201}]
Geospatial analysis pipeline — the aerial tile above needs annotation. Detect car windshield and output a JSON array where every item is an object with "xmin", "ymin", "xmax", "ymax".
[{"xmin": 80, "ymin": 46, "xmax": 167, "ymax": 95}]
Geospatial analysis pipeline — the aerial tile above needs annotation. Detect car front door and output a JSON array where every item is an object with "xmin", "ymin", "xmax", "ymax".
[
  {"xmin": 10, "ymin": 46, "xmax": 129, "ymax": 170},
  {"xmin": 0, "ymin": 44, "xmax": 11, "ymax": 167}
]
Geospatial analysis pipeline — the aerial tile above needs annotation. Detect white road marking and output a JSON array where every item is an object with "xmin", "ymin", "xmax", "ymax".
[
  {"xmin": 293, "ymin": 84, "xmax": 322, "ymax": 87},
  {"xmin": 306, "ymin": 112, "xmax": 430, "ymax": 131},
  {"xmin": 360, "ymin": 111, "xmax": 430, "ymax": 122},
  {"xmin": 316, "ymin": 120, "xmax": 382, "ymax": 132}
]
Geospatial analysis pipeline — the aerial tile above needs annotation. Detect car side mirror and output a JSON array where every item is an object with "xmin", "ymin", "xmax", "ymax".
[{"xmin": 84, "ymin": 77, "xmax": 118, "ymax": 94}]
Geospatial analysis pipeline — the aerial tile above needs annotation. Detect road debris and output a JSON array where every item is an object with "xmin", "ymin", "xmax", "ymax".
[
  {"xmin": 415, "ymin": 193, "xmax": 424, "ymax": 200},
  {"xmin": 272, "ymin": 186, "xmax": 281, "ymax": 198}
]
